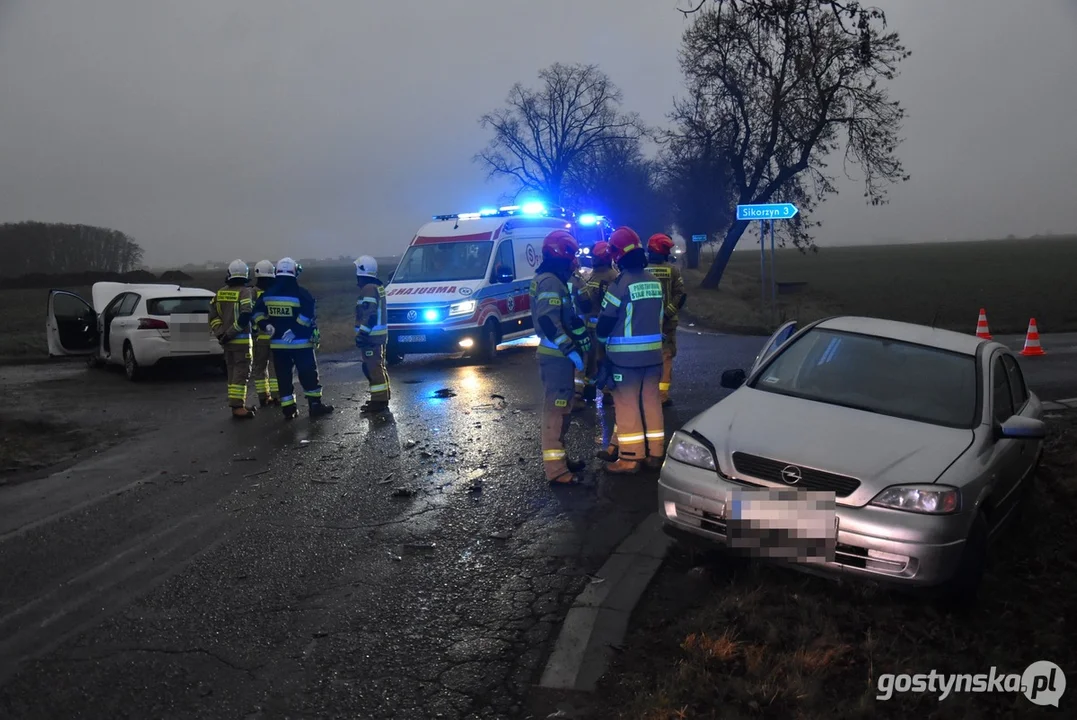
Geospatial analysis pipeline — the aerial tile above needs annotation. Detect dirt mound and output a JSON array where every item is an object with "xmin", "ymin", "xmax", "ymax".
[{"xmin": 8, "ymin": 270, "xmax": 164, "ymax": 289}]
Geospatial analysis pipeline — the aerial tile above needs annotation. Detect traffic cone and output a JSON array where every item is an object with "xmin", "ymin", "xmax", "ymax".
[
  {"xmin": 1019, "ymin": 318, "xmax": 1046, "ymax": 356},
  {"xmin": 975, "ymin": 308, "xmax": 992, "ymax": 340}
]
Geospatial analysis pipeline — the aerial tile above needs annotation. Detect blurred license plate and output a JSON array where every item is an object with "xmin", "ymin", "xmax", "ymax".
[
  {"xmin": 171, "ymin": 314, "xmax": 209, "ymax": 351},
  {"xmin": 397, "ymin": 335, "xmax": 426, "ymax": 343},
  {"xmin": 725, "ymin": 489, "xmax": 837, "ymax": 564}
]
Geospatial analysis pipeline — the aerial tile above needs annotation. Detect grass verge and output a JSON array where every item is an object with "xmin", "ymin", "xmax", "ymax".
[{"xmin": 593, "ymin": 411, "xmax": 1077, "ymax": 719}]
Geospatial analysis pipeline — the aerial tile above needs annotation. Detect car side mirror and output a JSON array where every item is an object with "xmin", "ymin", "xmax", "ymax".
[
  {"xmin": 997, "ymin": 415, "xmax": 1047, "ymax": 440},
  {"xmin": 495, "ymin": 269, "xmax": 514, "ymax": 284},
  {"xmin": 720, "ymin": 368, "xmax": 746, "ymax": 389}
]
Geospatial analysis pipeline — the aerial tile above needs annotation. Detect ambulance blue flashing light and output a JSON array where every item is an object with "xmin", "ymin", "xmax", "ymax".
[
  {"xmin": 520, "ymin": 201, "xmax": 546, "ymax": 215},
  {"xmin": 578, "ymin": 214, "xmax": 598, "ymax": 226},
  {"xmin": 479, "ymin": 208, "xmax": 497, "ymax": 216}
]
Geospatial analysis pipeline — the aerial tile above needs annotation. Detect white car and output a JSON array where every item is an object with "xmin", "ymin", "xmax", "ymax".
[{"xmin": 46, "ymin": 282, "xmax": 223, "ymax": 380}]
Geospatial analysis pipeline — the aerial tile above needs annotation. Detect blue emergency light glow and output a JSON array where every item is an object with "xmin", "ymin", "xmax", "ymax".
[
  {"xmin": 521, "ymin": 202, "xmax": 546, "ymax": 215},
  {"xmin": 578, "ymin": 214, "xmax": 597, "ymax": 226},
  {"xmin": 479, "ymin": 208, "xmax": 497, "ymax": 216},
  {"xmin": 423, "ymin": 309, "xmax": 439, "ymax": 322}
]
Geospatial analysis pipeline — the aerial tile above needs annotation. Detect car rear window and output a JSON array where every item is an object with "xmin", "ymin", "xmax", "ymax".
[
  {"xmin": 750, "ymin": 329, "xmax": 979, "ymax": 428},
  {"xmin": 147, "ymin": 297, "xmax": 211, "ymax": 315}
]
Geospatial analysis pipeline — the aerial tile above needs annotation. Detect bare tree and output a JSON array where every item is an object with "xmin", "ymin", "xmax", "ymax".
[
  {"xmin": 673, "ymin": 0, "xmax": 910, "ymax": 288},
  {"xmin": 564, "ymin": 137, "xmax": 670, "ymax": 237},
  {"xmin": 476, "ymin": 63, "xmax": 647, "ymax": 204}
]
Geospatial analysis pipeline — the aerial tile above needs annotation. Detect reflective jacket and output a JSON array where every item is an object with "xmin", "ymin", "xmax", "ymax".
[
  {"xmin": 645, "ymin": 262, "xmax": 687, "ymax": 337},
  {"xmin": 209, "ymin": 284, "xmax": 254, "ymax": 347},
  {"xmin": 355, "ymin": 278, "xmax": 388, "ymax": 347},
  {"xmin": 252, "ymin": 286, "xmax": 272, "ymax": 345},
  {"xmin": 597, "ymin": 270, "xmax": 664, "ymax": 367},
  {"xmin": 251, "ymin": 277, "xmax": 318, "ymax": 351},
  {"xmin": 530, "ymin": 271, "xmax": 585, "ymax": 359},
  {"xmin": 579, "ymin": 265, "xmax": 618, "ymax": 328}
]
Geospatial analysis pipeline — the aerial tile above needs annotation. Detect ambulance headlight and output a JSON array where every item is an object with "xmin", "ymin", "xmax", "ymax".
[{"xmin": 449, "ymin": 300, "xmax": 476, "ymax": 318}]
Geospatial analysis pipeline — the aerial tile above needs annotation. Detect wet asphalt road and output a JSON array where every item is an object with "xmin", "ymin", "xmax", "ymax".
[
  {"xmin": 0, "ymin": 328, "xmax": 1073, "ymax": 719},
  {"xmin": 0, "ymin": 330, "xmax": 766, "ymax": 719}
]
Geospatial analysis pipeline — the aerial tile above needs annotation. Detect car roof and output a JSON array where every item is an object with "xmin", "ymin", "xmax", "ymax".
[
  {"xmin": 90, "ymin": 282, "xmax": 213, "ymax": 311},
  {"xmin": 813, "ymin": 316, "xmax": 986, "ymax": 356}
]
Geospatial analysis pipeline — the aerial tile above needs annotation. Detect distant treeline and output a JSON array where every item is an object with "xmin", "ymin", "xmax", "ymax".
[
  {"xmin": 0, "ymin": 222, "xmax": 145, "ymax": 277},
  {"xmin": 7, "ymin": 269, "xmax": 192, "ymax": 290}
]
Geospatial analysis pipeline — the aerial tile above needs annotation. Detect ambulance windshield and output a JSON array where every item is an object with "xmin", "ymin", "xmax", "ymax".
[{"xmin": 393, "ymin": 241, "xmax": 494, "ymax": 283}]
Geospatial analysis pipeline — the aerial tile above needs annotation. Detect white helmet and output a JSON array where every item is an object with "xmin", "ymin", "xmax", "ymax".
[
  {"xmin": 254, "ymin": 259, "xmax": 275, "ymax": 278},
  {"xmin": 276, "ymin": 257, "xmax": 298, "ymax": 277},
  {"xmin": 227, "ymin": 259, "xmax": 249, "ymax": 280},
  {"xmin": 354, "ymin": 255, "xmax": 378, "ymax": 278}
]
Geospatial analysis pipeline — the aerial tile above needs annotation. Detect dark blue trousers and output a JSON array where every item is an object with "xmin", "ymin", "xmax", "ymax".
[{"xmin": 272, "ymin": 348, "xmax": 323, "ymax": 409}]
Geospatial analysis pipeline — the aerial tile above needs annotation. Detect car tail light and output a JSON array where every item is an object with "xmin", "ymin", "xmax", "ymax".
[{"xmin": 138, "ymin": 318, "xmax": 168, "ymax": 330}]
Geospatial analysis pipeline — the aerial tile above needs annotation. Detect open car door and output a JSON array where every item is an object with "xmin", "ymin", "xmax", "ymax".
[
  {"xmin": 749, "ymin": 320, "xmax": 798, "ymax": 376},
  {"xmin": 46, "ymin": 290, "xmax": 98, "ymax": 357}
]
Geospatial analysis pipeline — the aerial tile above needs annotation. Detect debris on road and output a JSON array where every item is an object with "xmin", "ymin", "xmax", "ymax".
[
  {"xmin": 489, "ymin": 531, "xmax": 511, "ymax": 540},
  {"xmin": 391, "ymin": 487, "xmax": 417, "ymax": 498},
  {"xmin": 377, "ymin": 473, "xmax": 395, "ymax": 485},
  {"xmin": 491, "ymin": 393, "xmax": 505, "ymax": 401},
  {"xmin": 299, "ymin": 440, "xmax": 311, "ymax": 447},
  {"xmin": 232, "ymin": 456, "xmax": 257, "ymax": 462},
  {"xmin": 311, "ymin": 477, "xmax": 339, "ymax": 485},
  {"xmin": 403, "ymin": 542, "xmax": 436, "ymax": 553},
  {"xmin": 432, "ymin": 388, "xmax": 457, "ymax": 398},
  {"xmin": 403, "ymin": 440, "xmax": 418, "ymax": 450},
  {"xmin": 243, "ymin": 469, "xmax": 270, "ymax": 479}
]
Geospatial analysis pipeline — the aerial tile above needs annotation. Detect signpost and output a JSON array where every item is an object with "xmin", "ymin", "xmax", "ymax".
[
  {"xmin": 691, "ymin": 234, "xmax": 707, "ymax": 243},
  {"xmin": 736, "ymin": 203, "xmax": 799, "ymax": 324}
]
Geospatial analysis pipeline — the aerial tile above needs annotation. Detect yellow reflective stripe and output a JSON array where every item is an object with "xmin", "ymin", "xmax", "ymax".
[
  {"xmin": 537, "ymin": 345, "xmax": 564, "ymax": 357},
  {"xmin": 216, "ymin": 289, "xmax": 240, "ymax": 302},
  {"xmin": 554, "ymin": 399, "xmax": 568, "ymax": 407},
  {"xmin": 607, "ymin": 342, "xmax": 662, "ymax": 352},
  {"xmin": 554, "ymin": 334, "xmax": 569, "ymax": 345},
  {"xmin": 543, "ymin": 449, "xmax": 566, "ymax": 461},
  {"xmin": 603, "ymin": 291, "xmax": 621, "ymax": 308},
  {"xmin": 537, "ymin": 292, "xmax": 560, "ymax": 301},
  {"xmin": 658, "ymin": 382, "xmax": 671, "ymax": 390},
  {"xmin": 617, "ymin": 432, "xmax": 646, "ymax": 444},
  {"xmin": 645, "ymin": 431, "xmax": 665, "ymax": 439},
  {"xmin": 369, "ymin": 383, "xmax": 389, "ymax": 392}
]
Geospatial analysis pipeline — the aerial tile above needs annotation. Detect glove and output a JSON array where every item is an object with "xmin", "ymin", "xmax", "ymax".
[
  {"xmin": 595, "ymin": 358, "xmax": 615, "ymax": 391},
  {"xmin": 281, "ymin": 329, "xmax": 296, "ymax": 343},
  {"xmin": 217, "ymin": 334, "xmax": 229, "ymax": 346},
  {"xmin": 263, "ymin": 324, "xmax": 275, "ymax": 337},
  {"xmin": 576, "ymin": 332, "xmax": 592, "ymax": 354},
  {"xmin": 567, "ymin": 350, "xmax": 585, "ymax": 372},
  {"xmin": 311, "ymin": 329, "xmax": 321, "ymax": 349}
]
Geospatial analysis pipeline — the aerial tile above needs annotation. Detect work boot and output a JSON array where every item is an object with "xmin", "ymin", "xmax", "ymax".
[
  {"xmin": 231, "ymin": 406, "xmax": 256, "ymax": 420},
  {"xmin": 360, "ymin": 400, "xmax": 390, "ymax": 415},
  {"xmin": 309, "ymin": 402, "xmax": 335, "ymax": 417},
  {"xmin": 283, "ymin": 405, "xmax": 299, "ymax": 421},
  {"xmin": 259, "ymin": 395, "xmax": 272, "ymax": 407},
  {"xmin": 596, "ymin": 445, "xmax": 619, "ymax": 463},
  {"xmin": 566, "ymin": 457, "xmax": 586, "ymax": 473},
  {"xmin": 644, "ymin": 456, "xmax": 665, "ymax": 471},
  {"xmin": 606, "ymin": 458, "xmax": 641, "ymax": 474},
  {"xmin": 601, "ymin": 392, "xmax": 614, "ymax": 405},
  {"xmin": 581, "ymin": 384, "xmax": 597, "ymax": 403},
  {"xmin": 662, "ymin": 398, "xmax": 674, "ymax": 408}
]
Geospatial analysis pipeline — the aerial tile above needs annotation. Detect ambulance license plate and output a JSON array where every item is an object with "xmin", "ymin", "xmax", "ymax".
[{"xmin": 397, "ymin": 335, "xmax": 426, "ymax": 343}]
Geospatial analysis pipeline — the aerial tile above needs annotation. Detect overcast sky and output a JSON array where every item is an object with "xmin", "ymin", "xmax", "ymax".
[{"xmin": 1, "ymin": 0, "xmax": 1075, "ymax": 266}]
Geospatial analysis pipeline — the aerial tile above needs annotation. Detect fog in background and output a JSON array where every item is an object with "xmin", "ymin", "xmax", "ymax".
[{"xmin": 1, "ymin": 0, "xmax": 1075, "ymax": 266}]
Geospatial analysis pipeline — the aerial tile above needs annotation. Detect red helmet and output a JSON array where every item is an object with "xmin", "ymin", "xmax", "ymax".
[
  {"xmin": 648, "ymin": 233, "xmax": 675, "ymax": 255},
  {"xmin": 608, "ymin": 227, "xmax": 643, "ymax": 259},
  {"xmin": 542, "ymin": 230, "xmax": 579, "ymax": 260},
  {"xmin": 591, "ymin": 241, "xmax": 614, "ymax": 264}
]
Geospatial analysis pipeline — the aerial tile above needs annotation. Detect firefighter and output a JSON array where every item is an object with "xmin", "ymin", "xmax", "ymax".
[
  {"xmin": 568, "ymin": 262, "xmax": 590, "ymax": 409},
  {"xmin": 530, "ymin": 230, "xmax": 591, "ymax": 486},
  {"xmin": 250, "ymin": 260, "xmax": 280, "ymax": 407},
  {"xmin": 354, "ymin": 255, "xmax": 391, "ymax": 415},
  {"xmin": 576, "ymin": 241, "xmax": 618, "ymax": 404},
  {"xmin": 209, "ymin": 259, "xmax": 256, "ymax": 419},
  {"xmin": 595, "ymin": 227, "xmax": 666, "ymax": 473},
  {"xmin": 251, "ymin": 257, "xmax": 335, "ymax": 420},
  {"xmin": 646, "ymin": 234, "xmax": 687, "ymax": 406}
]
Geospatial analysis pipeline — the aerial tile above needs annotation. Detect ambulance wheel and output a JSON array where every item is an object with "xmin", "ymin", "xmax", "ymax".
[
  {"xmin": 123, "ymin": 342, "xmax": 143, "ymax": 381},
  {"xmin": 475, "ymin": 321, "xmax": 500, "ymax": 364}
]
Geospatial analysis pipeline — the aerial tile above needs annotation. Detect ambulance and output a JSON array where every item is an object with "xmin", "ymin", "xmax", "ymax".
[{"xmin": 385, "ymin": 203, "xmax": 613, "ymax": 364}]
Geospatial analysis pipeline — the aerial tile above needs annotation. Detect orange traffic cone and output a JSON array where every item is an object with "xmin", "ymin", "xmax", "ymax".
[
  {"xmin": 1020, "ymin": 318, "xmax": 1046, "ymax": 356},
  {"xmin": 975, "ymin": 308, "xmax": 992, "ymax": 339}
]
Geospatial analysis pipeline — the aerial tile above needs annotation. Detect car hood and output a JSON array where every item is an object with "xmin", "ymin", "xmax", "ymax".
[
  {"xmin": 385, "ymin": 279, "xmax": 482, "ymax": 305},
  {"xmin": 685, "ymin": 387, "xmax": 976, "ymax": 506}
]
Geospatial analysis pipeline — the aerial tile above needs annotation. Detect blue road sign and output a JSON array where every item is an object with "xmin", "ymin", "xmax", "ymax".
[
  {"xmin": 691, "ymin": 234, "xmax": 707, "ymax": 243},
  {"xmin": 736, "ymin": 203, "xmax": 799, "ymax": 222}
]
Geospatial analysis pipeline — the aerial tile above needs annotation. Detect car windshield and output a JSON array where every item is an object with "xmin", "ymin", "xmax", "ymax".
[
  {"xmin": 393, "ymin": 241, "xmax": 493, "ymax": 283},
  {"xmin": 147, "ymin": 297, "xmax": 211, "ymax": 315},
  {"xmin": 749, "ymin": 328, "xmax": 979, "ymax": 428}
]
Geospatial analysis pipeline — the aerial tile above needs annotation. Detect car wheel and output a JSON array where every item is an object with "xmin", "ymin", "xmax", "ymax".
[
  {"xmin": 123, "ymin": 343, "xmax": 142, "ymax": 381},
  {"xmin": 935, "ymin": 511, "xmax": 988, "ymax": 608},
  {"xmin": 473, "ymin": 321, "xmax": 499, "ymax": 364}
]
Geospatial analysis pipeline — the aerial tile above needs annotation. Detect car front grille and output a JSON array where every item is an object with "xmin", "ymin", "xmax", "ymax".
[
  {"xmin": 731, "ymin": 452, "xmax": 861, "ymax": 498},
  {"xmin": 672, "ymin": 503, "xmax": 728, "ymax": 537}
]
